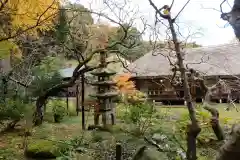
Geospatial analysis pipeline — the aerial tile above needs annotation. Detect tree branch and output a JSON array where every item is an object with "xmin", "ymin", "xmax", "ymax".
[
  {"xmin": 8, "ymin": 77, "xmax": 29, "ymax": 88},
  {"xmin": 0, "ymin": 0, "xmax": 9, "ymax": 12},
  {"xmin": 173, "ymin": 0, "xmax": 191, "ymax": 21},
  {"xmin": 148, "ymin": 0, "xmax": 170, "ymax": 19}
]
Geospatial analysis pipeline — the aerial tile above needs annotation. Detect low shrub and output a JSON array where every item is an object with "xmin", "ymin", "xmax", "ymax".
[
  {"xmin": 55, "ymin": 137, "xmax": 90, "ymax": 159},
  {"xmin": 91, "ymin": 131, "xmax": 104, "ymax": 142},
  {"xmin": 174, "ymin": 106, "xmax": 227, "ymax": 159},
  {"xmin": 0, "ymin": 98, "xmax": 32, "ymax": 130},
  {"xmin": 27, "ymin": 137, "xmax": 88, "ymax": 160},
  {"xmin": 122, "ymin": 102, "xmax": 155, "ymax": 135},
  {"xmin": 0, "ymin": 99, "xmax": 28, "ymax": 120},
  {"xmin": 48, "ymin": 99, "xmax": 76, "ymax": 117},
  {"xmin": 126, "ymin": 90, "xmax": 147, "ymax": 105},
  {"xmin": 50, "ymin": 100, "xmax": 68, "ymax": 123},
  {"xmin": 175, "ymin": 107, "xmax": 215, "ymax": 143}
]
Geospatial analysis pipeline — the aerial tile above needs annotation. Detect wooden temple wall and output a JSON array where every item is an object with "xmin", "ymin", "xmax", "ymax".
[{"xmin": 132, "ymin": 76, "xmax": 240, "ymax": 103}]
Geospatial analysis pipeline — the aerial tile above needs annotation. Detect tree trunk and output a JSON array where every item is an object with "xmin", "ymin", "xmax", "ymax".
[
  {"xmin": 168, "ymin": 18, "xmax": 201, "ymax": 160},
  {"xmin": 33, "ymin": 64, "xmax": 99, "ymax": 126},
  {"xmin": 202, "ymin": 82, "xmax": 225, "ymax": 141},
  {"xmin": 33, "ymin": 82, "xmax": 74, "ymax": 126},
  {"xmin": 204, "ymin": 105, "xmax": 225, "ymax": 140},
  {"xmin": 81, "ymin": 74, "xmax": 85, "ymax": 130},
  {"xmin": 216, "ymin": 124, "xmax": 240, "ymax": 160}
]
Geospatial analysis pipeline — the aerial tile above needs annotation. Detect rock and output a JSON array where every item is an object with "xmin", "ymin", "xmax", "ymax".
[
  {"xmin": 25, "ymin": 140, "xmax": 59, "ymax": 159},
  {"xmin": 142, "ymin": 148, "xmax": 168, "ymax": 160},
  {"xmin": 75, "ymin": 154, "xmax": 94, "ymax": 160},
  {"xmin": 152, "ymin": 133, "xmax": 167, "ymax": 143},
  {"xmin": 132, "ymin": 146, "xmax": 168, "ymax": 160},
  {"xmin": 75, "ymin": 147, "xmax": 87, "ymax": 153},
  {"xmin": 216, "ymin": 124, "xmax": 240, "ymax": 160}
]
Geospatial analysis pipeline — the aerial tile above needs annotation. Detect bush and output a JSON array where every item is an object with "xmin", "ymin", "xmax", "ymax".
[
  {"xmin": 0, "ymin": 98, "xmax": 32, "ymax": 130},
  {"xmin": 126, "ymin": 90, "xmax": 147, "ymax": 104},
  {"xmin": 26, "ymin": 138, "xmax": 83, "ymax": 160},
  {"xmin": 50, "ymin": 100, "xmax": 67, "ymax": 123},
  {"xmin": 174, "ymin": 106, "xmax": 224, "ymax": 159},
  {"xmin": 48, "ymin": 99, "xmax": 76, "ymax": 117},
  {"xmin": 55, "ymin": 137, "xmax": 89, "ymax": 159},
  {"xmin": 26, "ymin": 137, "xmax": 90, "ymax": 159},
  {"xmin": 122, "ymin": 102, "xmax": 155, "ymax": 135},
  {"xmin": 0, "ymin": 99, "xmax": 28, "ymax": 120},
  {"xmin": 91, "ymin": 131, "xmax": 104, "ymax": 142},
  {"xmin": 175, "ymin": 107, "xmax": 216, "ymax": 143}
]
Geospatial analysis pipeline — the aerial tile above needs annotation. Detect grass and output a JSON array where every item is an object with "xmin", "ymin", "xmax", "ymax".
[
  {"xmin": 0, "ymin": 103, "xmax": 239, "ymax": 159},
  {"xmin": 157, "ymin": 103, "xmax": 240, "ymax": 123}
]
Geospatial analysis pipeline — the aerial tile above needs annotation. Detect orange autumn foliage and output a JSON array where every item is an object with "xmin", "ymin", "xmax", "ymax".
[
  {"xmin": 114, "ymin": 73, "xmax": 147, "ymax": 102},
  {"xmin": 114, "ymin": 73, "xmax": 135, "ymax": 94}
]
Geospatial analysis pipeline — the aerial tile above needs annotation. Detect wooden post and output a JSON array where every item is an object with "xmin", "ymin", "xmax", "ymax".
[
  {"xmin": 44, "ymin": 102, "xmax": 47, "ymax": 113},
  {"xmin": 76, "ymin": 85, "xmax": 79, "ymax": 116},
  {"xmin": 66, "ymin": 88, "xmax": 69, "ymax": 111},
  {"xmin": 81, "ymin": 74, "xmax": 85, "ymax": 130},
  {"xmin": 116, "ymin": 143, "xmax": 122, "ymax": 160},
  {"xmin": 2, "ymin": 77, "xmax": 7, "ymax": 102}
]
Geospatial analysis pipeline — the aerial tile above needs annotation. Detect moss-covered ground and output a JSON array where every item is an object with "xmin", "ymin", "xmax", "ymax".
[{"xmin": 0, "ymin": 103, "xmax": 239, "ymax": 160}]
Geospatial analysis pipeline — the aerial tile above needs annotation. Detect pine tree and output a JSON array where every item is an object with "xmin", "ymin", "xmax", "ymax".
[{"xmin": 55, "ymin": 7, "xmax": 69, "ymax": 44}]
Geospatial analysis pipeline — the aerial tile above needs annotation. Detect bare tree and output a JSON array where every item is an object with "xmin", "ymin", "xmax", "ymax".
[
  {"xmin": 147, "ymin": 1, "xmax": 201, "ymax": 159},
  {"xmin": 113, "ymin": 0, "xmax": 240, "ymax": 159},
  {"xmin": 216, "ymin": 1, "xmax": 240, "ymax": 159}
]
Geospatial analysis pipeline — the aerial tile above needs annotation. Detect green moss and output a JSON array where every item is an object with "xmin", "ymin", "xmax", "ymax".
[
  {"xmin": 26, "ymin": 140, "xmax": 60, "ymax": 159},
  {"xmin": 0, "ymin": 148, "xmax": 18, "ymax": 160}
]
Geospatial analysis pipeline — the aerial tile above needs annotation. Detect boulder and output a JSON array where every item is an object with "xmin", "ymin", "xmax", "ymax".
[
  {"xmin": 152, "ymin": 133, "xmax": 167, "ymax": 143},
  {"xmin": 216, "ymin": 124, "xmax": 240, "ymax": 160}
]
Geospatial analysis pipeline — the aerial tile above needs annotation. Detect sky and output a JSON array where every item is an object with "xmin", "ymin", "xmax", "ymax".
[{"xmin": 69, "ymin": 0, "xmax": 236, "ymax": 46}]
